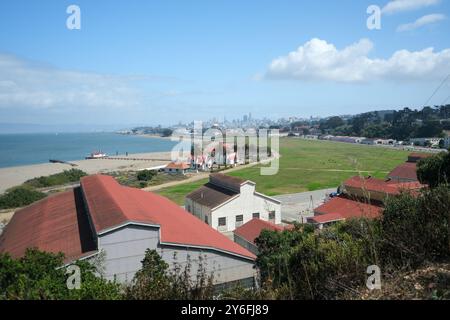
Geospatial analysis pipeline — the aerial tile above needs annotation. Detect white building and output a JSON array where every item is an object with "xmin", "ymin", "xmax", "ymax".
[
  {"xmin": 164, "ymin": 161, "xmax": 190, "ymax": 174},
  {"xmin": 409, "ymin": 137, "xmax": 441, "ymax": 147},
  {"xmin": 444, "ymin": 131, "xmax": 450, "ymax": 149},
  {"xmin": 361, "ymin": 138, "xmax": 396, "ymax": 145},
  {"xmin": 185, "ymin": 174, "xmax": 281, "ymax": 233}
]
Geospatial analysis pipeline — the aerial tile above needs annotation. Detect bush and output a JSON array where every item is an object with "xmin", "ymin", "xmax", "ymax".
[
  {"xmin": 0, "ymin": 186, "xmax": 46, "ymax": 209},
  {"xmin": 136, "ymin": 170, "xmax": 156, "ymax": 182},
  {"xmin": 125, "ymin": 249, "xmax": 214, "ymax": 300},
  {"xmin": 380, "ymin": 186, "xmax": 450, "ymax": 268},
  {"xmin": 254, "ymin": 222, "xmax": 373, "ymax": 300},
  {"xmin": 24, "ymin": 169, "xmax": 87, "ymax": 188},
  {"xmin": 417, "ymin": 152, "xmax": 450, "ymax": 188},
  {"xmin": 0, "ymin": 249, "xmax": 121, "ymax": 300}
]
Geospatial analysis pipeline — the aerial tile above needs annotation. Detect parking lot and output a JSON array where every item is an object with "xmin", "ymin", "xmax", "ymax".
[{"xmin": 274, "ymin": 188, "xmax": 338, "ymax": 223}]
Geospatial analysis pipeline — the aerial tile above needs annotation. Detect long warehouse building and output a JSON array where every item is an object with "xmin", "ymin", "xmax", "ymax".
[{"xmin": 0, "ymin": 175, "xmax": 256, "ymax": 287}]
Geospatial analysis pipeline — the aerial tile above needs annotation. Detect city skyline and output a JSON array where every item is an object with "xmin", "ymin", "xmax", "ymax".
[{"xmin": 1, "ymin": 0, "xmax": 450, "ymax": 128}]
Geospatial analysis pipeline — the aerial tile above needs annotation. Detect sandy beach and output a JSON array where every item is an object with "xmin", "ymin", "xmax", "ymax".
[{"xmin": 0, "ymin": 151, "xmax": 172, "ymax": 194}]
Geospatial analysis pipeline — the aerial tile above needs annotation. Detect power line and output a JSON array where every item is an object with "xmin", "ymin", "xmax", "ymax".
[
  {"xmin": 442, "ymin": 93, "xmax": 450, "ymax": 105},
  {"xmin": 423, "ymin": 73, "xmax": 450, "ymax": 107}
]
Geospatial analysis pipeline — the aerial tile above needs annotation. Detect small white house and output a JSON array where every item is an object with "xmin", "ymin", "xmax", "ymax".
[
  {"xmin": 185, "ymin": 174, "xmax": 281, "ymax": 233},
  {"xmin": 164, "ymin": 162, "xmax": 190, "ymax": 174}
]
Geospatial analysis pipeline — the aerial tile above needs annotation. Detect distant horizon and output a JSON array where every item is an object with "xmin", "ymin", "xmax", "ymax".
[
  {"xmin": 1, "ymin": 1, "xmax": 450, "ymax": 126},
  {"xmin": 0, "ymin": 103, "xmax": 445, "ymax": 134}
]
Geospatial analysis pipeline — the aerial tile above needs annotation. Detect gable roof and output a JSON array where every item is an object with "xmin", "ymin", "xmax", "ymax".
[
  {"xmin": 81, "ymin": 175, "xmax": 255, "ymax": 259},
  {"xmin": 185, "ymin": 182, "xmax": 239, "ymax": 209},
  {"xmin": 388, "ymin": 162, "xmax": 418, "ymax": 181},
  {"xmin": 0, "ymin": 187, "xmax": 97, "ymax": 262},
  {"xmin": 209, "ymin": 173, "xmax": 248, "ymax": 191},
  {"xmin": 1, "ymin": 175, "xmax": 255, "ymax": 262},
  {"xmin": 165, "ymin": 162, "xmax": 190, "ymax": 170},
  {"xmin": 408, "ymin": 153, "xmax": 432, "ymax": 163},
  {"xmin": 234, "ymin": 219, "xmax": 286, "ymax": 245},
  {"xmin": 310, "ymin": 196, "xmax": 383, "ymax": 224},
  {"xmin": 344, "ymin": 176, "xmax": 423, "ymax": 196}
]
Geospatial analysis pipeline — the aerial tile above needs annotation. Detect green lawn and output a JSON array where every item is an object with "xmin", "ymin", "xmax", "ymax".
[
  {"xmin": 157, "ymin": 138, "xmax": 410, "ymax": 204},
  {"xmin": 157, "ymin": 179, "xmax": 208, "ymax": 205}
]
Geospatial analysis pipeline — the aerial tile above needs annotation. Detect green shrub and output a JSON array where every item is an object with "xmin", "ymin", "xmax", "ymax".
[
  {"xmin": 0, "ymin": 186, "xmax": 46, "ymax": 209},
  {"xmin": 0, "ymin": 249, "xmax": 121, "ymax": 300},
  {"xmin": 381, "ymin": 186, "xmax": 450, "ymax": 268},
  {"xmin": 24, "ymin": 169, "xmax": 87, "ymax": 188},
  {"xmin": 417, "ymin": 152, "xmax": 450, "ymax": 188},
  {"xmin": 136, "ymin": 170, "xmax": 156, "ymax": 182},
  {"xmin": 125, "ymin": 249, "xmax": 214, "ymax": 300}
]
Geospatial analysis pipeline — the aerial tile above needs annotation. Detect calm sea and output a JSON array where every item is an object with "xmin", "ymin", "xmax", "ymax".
[{"xmin": 0, "ymin": 132, "xmax": 177, "ymax": 168}]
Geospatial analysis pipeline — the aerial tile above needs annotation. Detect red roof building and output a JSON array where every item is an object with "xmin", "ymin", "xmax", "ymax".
[
  {"xmin": 388, "ymin": 162, "xmax": 418, "ymax": 182},
  {"xmin": 308, "ymin": 196, "xmax": 383, "ymax": 228},
  {"xmin": 343, "ymin": 176, "xmax": 424, "ymax": 202},
  {"xmin": 408, "ymin": 153, "xmax": 432, "ymax": 163},
  {"xmin": 233, "ymin": 218, "xmax": 290, "ymax": 254},
  {"xmin": 0, "ymin": 175, "xmax": 256, "ymax": 285}
]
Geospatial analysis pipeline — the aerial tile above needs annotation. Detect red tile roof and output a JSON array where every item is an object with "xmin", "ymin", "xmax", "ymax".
[
  {"xmin": 80, "ymin": 175, "xmax": 255, "ymax": 259},
  {"xmin": 165, "ymin": 162, "xmax": 190, "ymax": 170},
  {"xmin": 408, "ymin": 153, "xmax": 432, "ymax": 161},
  {"xmin": 1, "ymin": 175, "xmax": 255, "ymax": 262},
  {"xmin": 344, "ymin": 176, "xmax": 423, "ymax": 196},
  {"xmin": 0, "ymin": 188, "xmax": 96, "ymax": 262},
  {"xmin": 234, "ymin": 218, "xmax": 286, "ymax": 244},
  {"xmin": 388, "ymin": 162, "xmax": 418, "ymax": 181},
  {"xmin": 310, "ymin": 196, "xmax": 383, "ymax": 224}
]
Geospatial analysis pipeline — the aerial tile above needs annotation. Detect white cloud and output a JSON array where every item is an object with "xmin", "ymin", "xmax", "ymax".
[
  {"xmin": 0, "ymin": 53, "xmax": 143, "ymax": 109},
  {"xmin": 397, "ymin": 13, "xmax": 446, "ymax": 31},
  {"xmin": 265, "ymin": 38, "xmax": 450, "ymax": 83},
  {"xmin": 382, "ymin": 0, "xmax": 440, "ymax": 15}
]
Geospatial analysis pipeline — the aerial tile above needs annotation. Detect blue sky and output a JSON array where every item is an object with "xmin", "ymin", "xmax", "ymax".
[{"xmin": 0, "ymin": 0, "xmax": 450, "ymax": 128}]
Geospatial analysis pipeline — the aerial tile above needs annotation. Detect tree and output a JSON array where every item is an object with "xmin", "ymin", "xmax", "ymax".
[
  {"xmin": 125, "ymin": 249, "xmax": 172, "ymax": 300},
  {"xmin": 125, "ymin": 249, "xmax": 214, "ymax": 300},
  {"xmin": 136, "ymin": 169, "xmax": 156, "ymax": 181},
  {"xmin": 417, "ymin": 152, "xmax": 450, "ymax": 188},
  {"xmin": 0, "ymin": 249, "xmax": 121, "ymax": 300},
  {"xmin": 380, "ymin": 186, "xmax": 450, "ymax": 268},
  {"xmin": 326, "ymin": 116, "xmax": 345, "ymax": 129},
  {"xmin": 161, "ymin": 128, "xmax": 173, "ymax": 137}
]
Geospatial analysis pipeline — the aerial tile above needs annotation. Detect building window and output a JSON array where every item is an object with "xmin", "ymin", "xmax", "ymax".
[
  {"xmin": 252, "ymin": 212, "xmax": 260, "ymax": 219},
  {"xmin": 218, "ymin": 217, "xmax": 226, "ymax": 227},
  {"xmin": 269, "ymin": 211, "xmax": 276, "ymax": 221},
  {"xmin": 235, "ymin": 215, "xmax": 243, "ymax": 227}
]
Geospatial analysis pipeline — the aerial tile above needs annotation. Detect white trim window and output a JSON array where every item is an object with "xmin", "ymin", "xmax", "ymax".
[
  {"xmin": 269, "ymin": 211, "xmax": 276, "ymax": 222},
  {"xmin": 235, "ymin": 214, "xmax": 244, "ymax": 227},
  {"xmin": 218, "ymin": 217, "xmax": 227, "ymax": 231}
]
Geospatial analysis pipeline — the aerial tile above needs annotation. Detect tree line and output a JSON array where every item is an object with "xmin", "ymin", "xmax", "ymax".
[{"xmin": 316, "ymin": 105, "xmax": 450, "ymax": 141}]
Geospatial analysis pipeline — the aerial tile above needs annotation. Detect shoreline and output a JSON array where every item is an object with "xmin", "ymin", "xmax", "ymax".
[
  {"xmin": 0, "ymin": 151, "xmax": 173, "ymax": 194},
  {"xmin": 138, "ymin": 133, "xmax": 174, "ymax": 140}
]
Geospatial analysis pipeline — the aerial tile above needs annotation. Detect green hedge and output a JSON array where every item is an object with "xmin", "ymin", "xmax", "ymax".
[
  {"xmin": 0, "ymin": 186, "xmax": 46, "ymax": 209},
  {"xmin": 24, "ymin": 169, "xmax": 87, "ymax": 188}
]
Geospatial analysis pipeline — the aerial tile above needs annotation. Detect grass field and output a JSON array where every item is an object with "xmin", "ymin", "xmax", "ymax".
[{"xmin": 157, "ymin": 138, "xmax": 411, "ymax": 204}]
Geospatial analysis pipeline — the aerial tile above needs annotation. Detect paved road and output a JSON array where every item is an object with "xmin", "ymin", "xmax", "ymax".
[{"xmin": 274, "ymin": 188, "xmax": 338, "ymax": 223}]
